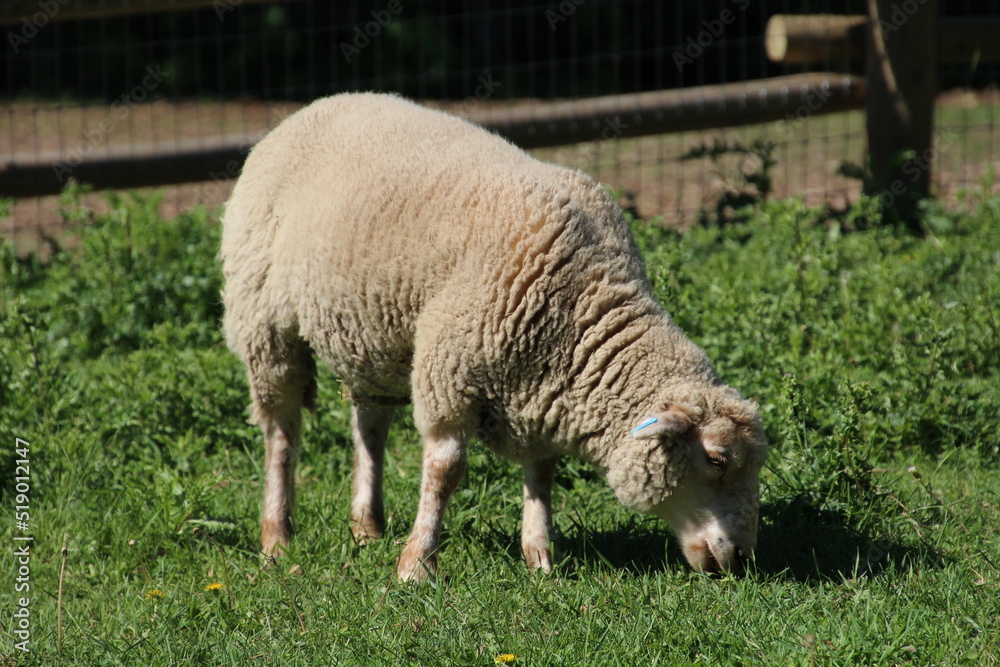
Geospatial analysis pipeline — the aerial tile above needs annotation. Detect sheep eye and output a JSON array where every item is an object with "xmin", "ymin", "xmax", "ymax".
[{"xmin": 706, "ymin": 452, "xmax": 728, "ymax": 472}]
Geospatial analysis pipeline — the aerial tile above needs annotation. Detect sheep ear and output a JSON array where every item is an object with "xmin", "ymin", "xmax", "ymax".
[
  {"xmin": 611, "ymin": 403, "xmax": 701, "ymax": 511},
  {"xmin": 631, "ymin": 403, "xmax": 701, "ymax": 440}
]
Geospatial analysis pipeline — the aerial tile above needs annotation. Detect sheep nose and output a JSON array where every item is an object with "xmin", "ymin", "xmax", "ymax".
[
  {"xmin": 683, "ymin": 536, "xmax": 751, "ymax": 575},
  {"xmin": 706, "ymin": 540, "xmax": 750, "ymax": 575}
]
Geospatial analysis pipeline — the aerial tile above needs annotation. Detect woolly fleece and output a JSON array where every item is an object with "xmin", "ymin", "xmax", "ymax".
[{"xmin": 221, "ymin": 92, "xmax": 767, "ymax": 569}]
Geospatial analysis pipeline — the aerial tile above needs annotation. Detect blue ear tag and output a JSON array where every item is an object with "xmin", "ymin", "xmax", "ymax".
[{"xmin": 631, "ymin": 417, "xmax": 659, "ymax": 436}]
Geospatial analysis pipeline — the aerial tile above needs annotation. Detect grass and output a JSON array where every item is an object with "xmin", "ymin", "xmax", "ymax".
[{"xmin": 1, "ymin": 187, "xmax": 999, "ymax": 665}]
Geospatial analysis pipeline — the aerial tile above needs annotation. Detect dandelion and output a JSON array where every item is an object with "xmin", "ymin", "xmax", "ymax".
[
  {"xmin": 205, "ymin": 582, "xmax": 224, "ymax": 592},
  {"xmin": 145, "ymin": 589, "xmax": 165, "ymax": 600},
  {"xmin": 494, "ymin": 654, "xmax": 518, "ymax": 664}
]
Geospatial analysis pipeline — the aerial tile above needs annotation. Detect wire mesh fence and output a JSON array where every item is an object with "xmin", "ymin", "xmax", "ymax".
[{"xmin": 2, "ymin": 0, "xmax": 998, "ymax": 251}]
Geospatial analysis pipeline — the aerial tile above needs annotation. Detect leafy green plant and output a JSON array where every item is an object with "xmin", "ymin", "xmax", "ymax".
[
  {"xmin": 33, "ymin": 190, "xmax": 223, "ymax": 360},
  {"xmin": 1, "ymin": 192, "xmax": 998, "ymax": 665}
]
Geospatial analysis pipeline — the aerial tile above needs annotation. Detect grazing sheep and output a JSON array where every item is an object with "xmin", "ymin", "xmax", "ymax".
[{"xmin": 221, "ymin": 92, "xmax": 768, "ymax": 581}]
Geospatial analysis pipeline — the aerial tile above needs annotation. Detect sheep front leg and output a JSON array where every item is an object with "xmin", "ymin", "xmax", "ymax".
[
  {"xmin": 350, "ymin": 403, "xmax": 393, "ymax": 544},
  {"xmin": 260, "ymin": 407, "xmax": 302, "ymax": 558},
  {"xmin": 396, "ymin": 432, "xmax": 467, "ymax": 582},
  {"xmin": 522, "ymin": 456, "xmax": 558, "ymax": 573}
]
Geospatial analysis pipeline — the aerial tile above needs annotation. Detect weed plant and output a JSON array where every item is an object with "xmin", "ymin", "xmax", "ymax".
[{"xmin": 1, "ymin": 189, "xmax": 998, "ymax": 665}]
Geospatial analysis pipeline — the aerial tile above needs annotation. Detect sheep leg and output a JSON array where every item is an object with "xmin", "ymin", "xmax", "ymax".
[
  {"xmin": 240, "ymin": 332, "xmax": 315, "ymax": 560},
  {"xmin": 522, "ymin": 456, "xmax": 558, "ymax": 573},
  {"xmin": 396, "ymin": 432, "xmax": 467, "ymax": 582},
  {"xmin": 350, "ymin": 403, "xmax": 393, "ymax": 543},
  {"xmin": 260, "ymin": 405, "xmax": 302, "ymax": 558}
]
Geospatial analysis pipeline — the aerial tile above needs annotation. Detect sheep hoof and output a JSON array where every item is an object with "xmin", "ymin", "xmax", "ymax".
[
  {"xmin": 350, "ymin": 519, "xmax": 384, "ymax": 546},
  {"xmin": 524, "ymin": 548, "xmax": 554, "ymax": 574},
  {"xmin": 396, "ymin": 550, "xmax": 437, "ymax": 583},
  {"xmin": 261, "ymin": 519, "xmax": 292, "ymax": 558}
]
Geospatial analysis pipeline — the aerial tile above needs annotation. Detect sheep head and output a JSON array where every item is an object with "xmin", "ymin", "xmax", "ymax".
[{"xmin": 607, "ymin": 390, "xmax": 768, "ymax": 573}]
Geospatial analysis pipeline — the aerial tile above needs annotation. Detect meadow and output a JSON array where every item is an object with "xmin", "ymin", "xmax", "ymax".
[{"xmin": 1, "ymin": 186, "xmax": 998, "ymax": 665}]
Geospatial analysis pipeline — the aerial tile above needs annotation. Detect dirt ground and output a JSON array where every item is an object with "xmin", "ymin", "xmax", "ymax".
[{"xmin": 3, "ymin": 89, "xmax": 998, "ymax": 254}]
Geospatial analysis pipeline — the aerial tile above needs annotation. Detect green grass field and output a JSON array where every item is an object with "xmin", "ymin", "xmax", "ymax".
[{"xmin": 1, "ymin": 188, "xmax": 999, "ymax": 665}]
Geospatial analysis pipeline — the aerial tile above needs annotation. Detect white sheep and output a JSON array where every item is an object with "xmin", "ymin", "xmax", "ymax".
[{"xmin": 221, "ymin": 92, "xmax": 768, "ymax": 581}]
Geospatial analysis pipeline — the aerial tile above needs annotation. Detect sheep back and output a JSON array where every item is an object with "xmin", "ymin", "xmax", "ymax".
[{"xmin": 223, "ymin": 94, "xmax": 671, "ymax": 444}]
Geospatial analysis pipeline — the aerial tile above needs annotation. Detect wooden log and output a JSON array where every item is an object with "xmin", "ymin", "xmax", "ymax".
[
  {"xmin": 766, "ymin": 14, "xmax": 1000, "ymax": 67},
  {"xmin": 865, "ymin": 0, "xmax": 938, "ymax": 229},
  {"xmin": 0, "ymin": 74, "xmax": 867, "ymax": 198},
  {"xmin": 765, "ymin": 14, "xmax": 867, "ymax": 68}
]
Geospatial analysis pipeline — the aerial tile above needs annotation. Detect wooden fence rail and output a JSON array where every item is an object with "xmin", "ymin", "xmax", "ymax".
[
  {"xmin": 0, "ymin": 73, "xmax": 865, "ymax": 198},
  {"xmin": 2, "ymin": 2, "xmax": 993, "ymax": 228},
  {"xmin": 0, "ymin": 0, "xmax": 298, "ymax": 24}
]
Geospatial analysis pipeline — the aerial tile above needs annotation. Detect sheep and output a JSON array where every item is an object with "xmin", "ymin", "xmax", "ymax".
[{"xmin": 220, "ymin": 92, "xmax": 768, "ymax": 581}]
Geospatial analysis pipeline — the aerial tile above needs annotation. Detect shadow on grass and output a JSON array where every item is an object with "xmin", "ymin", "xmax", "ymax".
[
  {"xmin": 471, "ymin": 495, "xmax": 948, "ymax": 583},
  {"xmin": 471, "ymin": 515, "xmax": 683, "ymax": 578},
  {"xmin": 753, "ymin": 493, "xmax": 949, "ymax": 582},
  {"xmin": 556, "ymin": 519, "xmax": 684, "ymax": 577}
]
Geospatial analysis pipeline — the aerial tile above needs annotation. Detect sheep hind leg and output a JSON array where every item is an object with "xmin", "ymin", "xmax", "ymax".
[
  {"xmin": 396, "ymin": 431, "xmax": 467, "ymax": 582},
  {"xmin": 260, "ymin": 407, "xmax": 301, "ymax": 559},
  {"xmin": 521, "ymin": 456, "xmax": 558, "ymax": 573},
  {"xmin": 350, "ymin": 403, "xmax": 394, "ymax": 544},
  {"xmin": 246, "ymin": 337, "xmax": 316, "ymax": 560}
]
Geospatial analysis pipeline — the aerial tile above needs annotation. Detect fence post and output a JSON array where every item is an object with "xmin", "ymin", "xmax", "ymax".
[{"xmin": 865, "ymin": 0, "xmax": 939, "ymax": 231}]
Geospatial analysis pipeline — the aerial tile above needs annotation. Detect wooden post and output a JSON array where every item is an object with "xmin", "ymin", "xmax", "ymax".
[{"xmin": 865, "ymin": 0, "xmax": 939, "ymax": 231}]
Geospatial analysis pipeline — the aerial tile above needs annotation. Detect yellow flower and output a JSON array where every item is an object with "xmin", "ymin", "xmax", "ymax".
[
  {"xmin": 205, "ymin": 582, "xmax": 224, "ymax": 591},
  {"xmin": 145, "ymin": 589, "xmax": 165, "ymax": 600},
  {"xmin": 494, "ymin": 654, "xmax": 517, "ymax": 664}
]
